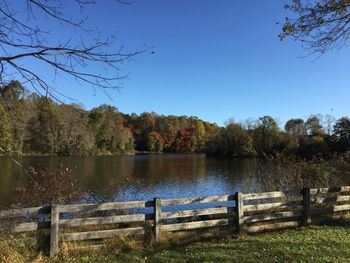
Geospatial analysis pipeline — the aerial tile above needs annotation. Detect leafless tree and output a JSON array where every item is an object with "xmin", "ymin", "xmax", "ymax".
[
  {"xmin": 324, "ymin": 114, "xmax": 336, "ymax": 135},
  {"xmin": 0, "ymin": 0, "xmax": 142, "ymax": 101}
]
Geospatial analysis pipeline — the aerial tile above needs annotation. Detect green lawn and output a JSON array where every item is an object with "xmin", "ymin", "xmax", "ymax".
[
  {"xmin": 59, "ymin": 225, "xmax": 350, "ymax": 263},
  {"xmin": 3, "ymin": 225, "xmax": 350, "ymax": 262}
]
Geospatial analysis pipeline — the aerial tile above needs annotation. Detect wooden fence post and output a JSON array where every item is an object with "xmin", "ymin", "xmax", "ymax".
[
  {"xmin": 50, "ymin": 204, "xmax": 59, "ymax": 257},
  {"xmin": 228, "ymin": 195, "xmax": 235, "ymax": 231},
  {"xmin": 302, "ymin": 188, "xmax": 311, "ymax": 226},
  {"xmin": 235, "ymin": 192, "xmax": 244, "ymax": 234},
  {"xmin": 154, "ymin": 198, "xmax": 161, "ymax": 242}
]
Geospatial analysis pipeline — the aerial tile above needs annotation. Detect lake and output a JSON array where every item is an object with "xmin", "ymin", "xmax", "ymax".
[{"xmin": 0, "ymin": 154, "xmax": 258, "ymax": 205}]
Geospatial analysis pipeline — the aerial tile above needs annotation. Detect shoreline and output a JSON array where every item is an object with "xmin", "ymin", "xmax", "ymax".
[{"xmin": 0, "ymin": 151, "xmax": 208, "ymax": 158}]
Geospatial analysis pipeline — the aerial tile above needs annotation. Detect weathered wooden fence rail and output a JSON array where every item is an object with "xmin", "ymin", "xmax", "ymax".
[{"xmin": 1, "ymin": 186, "xmax": 350, "ymax": 256}]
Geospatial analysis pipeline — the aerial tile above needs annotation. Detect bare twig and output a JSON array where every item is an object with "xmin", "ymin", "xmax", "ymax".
[
  {"xmin": 280, "ymin": 0, "xmax": 350, "ymax": 55},
  {"xmin": 0, "ymin": 0, "xmax": 143, "ymax": 101}
]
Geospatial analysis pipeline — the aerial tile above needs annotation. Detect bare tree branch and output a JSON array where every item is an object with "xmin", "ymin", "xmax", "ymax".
[
  {"xmin": 280, "ymin": 0, "xmax": 350, "ymax": 55},
  {"xmin": 0, "ymin": 0, "xmax": 143, "ymax": 100}
]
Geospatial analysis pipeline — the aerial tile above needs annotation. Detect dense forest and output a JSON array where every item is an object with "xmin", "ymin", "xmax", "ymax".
[{"xmin": 0, "ymin": 81, "xmax": 349, "ymax": 158}]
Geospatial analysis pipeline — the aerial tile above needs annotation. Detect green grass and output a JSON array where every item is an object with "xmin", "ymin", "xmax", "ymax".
[{"xmin": 3, "ymin": 225, "xmax": 350, "ymax": 262}]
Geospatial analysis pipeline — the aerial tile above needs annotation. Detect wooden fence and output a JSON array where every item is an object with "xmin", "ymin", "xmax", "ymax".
[{"xmin": 1, "ymin": 186, "xmax": 350, "ymax": 257}]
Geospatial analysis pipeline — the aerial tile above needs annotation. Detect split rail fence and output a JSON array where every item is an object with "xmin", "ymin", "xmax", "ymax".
[{"xmin": 1, "ymin": 186, "xmax": 350, "ymax": 257}]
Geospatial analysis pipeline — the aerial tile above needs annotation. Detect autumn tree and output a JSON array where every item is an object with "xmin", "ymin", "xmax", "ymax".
[
  {"xmin": 324, "ymin": 114, "xmax": 336, "ymax": 135},
  {"xmin": 58, "ymin": 104, "xmax": 94, "ymax": 155},
  {"xmin": 306, "ymin": 115, "xmax": 324, "ymax": 136},
  {"xmin": 253, "ymin": 116, "xmax": 280, "ymax": 157},
  {"xmin": 333, "ymin": 117, "xmax": 350, "ymax": 152},
  {"xmin": 88, "ymin": 105, "xmax": 133, "ymax": 154},
  {"xmin": 278, "ymin": 132, "xmax": 300, "ymax": 156},
  {"xmin": 285, "ymin": 118, "xmax": 306, "ymax": 136},
  {"xmin": 1, "ymin": 81, "xmax": 349, "ymax": 158},
  {"xmin": 0, "ymin": 81, "xmax": 38, "ymax": 153},
  {"xmin": 155, "ymin": 115, "xmax": 179, "ymax": 152},
  {"xmin": 27, "ymin": 97, "xmax": 63, "ymax": 153},
  {"xmin": 137, "ymin": 112, "xmax": 157, "ymax": 150},
  {"xmin": 116, "ymin": 127, "xmax": 134, "ymax": 153},
  {"xmin": 147, "ymin": 131, "xmax": 164, "ymax": 152},
  {"xmin": 190, "ymin": 120, "xmax": 207, "ymax": 152},
  {"xmin": 173, "ymin": 129, "xmax": 192, "ymax": 152},
  {"xmin": 204, "ymin": 125, "xmax": 223, "ymax": 155},
  {"xmin": 225, "ymin": 123, "xmax": 255, "ymax": 157},
  {"xmin": 298, "ymin": 136, "xmax": 329, "ymax": 157}
]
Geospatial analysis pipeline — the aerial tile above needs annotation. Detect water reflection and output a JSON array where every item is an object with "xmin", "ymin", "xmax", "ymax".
[{"xmin": 0, "ymin": 154, "xmax": 257, "ymax": 205}]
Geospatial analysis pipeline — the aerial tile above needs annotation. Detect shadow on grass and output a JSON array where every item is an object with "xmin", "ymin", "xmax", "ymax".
[
  {"xmin": 315, "ymin": 217, "xmax": 350, "ymax": 227},
  {"xmin": 4, "ymin": 219, "xmax": 350, "ymax": 262}
]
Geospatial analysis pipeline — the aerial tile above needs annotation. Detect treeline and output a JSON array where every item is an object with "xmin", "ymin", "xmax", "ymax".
[{"xmin": 0, "ymin": 81, "xmax": 349, "ymax": 158}]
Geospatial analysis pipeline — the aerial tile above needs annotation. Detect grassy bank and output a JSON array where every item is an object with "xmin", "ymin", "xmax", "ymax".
[{"xmin": 2, "ymin": 223, "xmax": 350, "ymax": 262}]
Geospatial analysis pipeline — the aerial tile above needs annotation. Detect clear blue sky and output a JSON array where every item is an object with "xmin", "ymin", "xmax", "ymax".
[{"xmin": 12, "ymin": 0, "xmax": 350, "ymax": 126}]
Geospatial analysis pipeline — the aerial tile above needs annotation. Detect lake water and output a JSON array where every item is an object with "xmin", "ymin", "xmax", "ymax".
[{"xmin": 0, "ymin": 154, "xmax": 258, "ymax": 205}]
